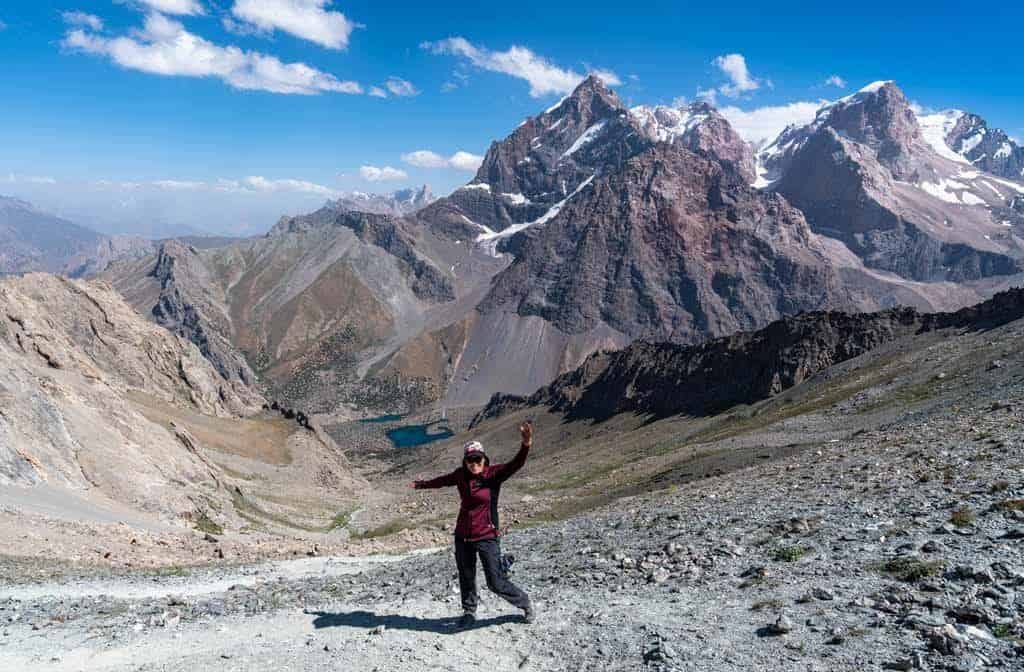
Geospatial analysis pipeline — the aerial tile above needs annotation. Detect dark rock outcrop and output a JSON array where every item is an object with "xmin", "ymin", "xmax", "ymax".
[{"xmin": 474, "ymin": 287, "xmax": 1024, "ymax": 424}]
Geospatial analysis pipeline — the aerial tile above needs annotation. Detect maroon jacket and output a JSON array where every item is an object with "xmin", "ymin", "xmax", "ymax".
[{"xmin": 415, "ymin": 443, "xmax": 530, "ymax": 541}]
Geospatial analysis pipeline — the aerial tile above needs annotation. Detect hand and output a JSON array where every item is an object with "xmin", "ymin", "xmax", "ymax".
[{"xmin": 520, "ymin": 421, "xmax": 533, "ymax": 446}]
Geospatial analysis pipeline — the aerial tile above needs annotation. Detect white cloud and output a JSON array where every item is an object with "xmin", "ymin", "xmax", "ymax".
[
  {"xmin": 117, "ymin": 176, "xmax": 340, "ymax": 195},
  {"xmin": 359, "ymin": 165, "xmax": 407, "ymax": 182},
  {"xmin": 61, "ymin": 11, "xmax": 104, "ymax": 31},
  {"xmin": 384, "ymin": 76, "xmax": 418, "ymax": 97},
  {"xmin": 3, "ymin": 173, "xmax": 57, "ymax": 185},
  {"xmin": 61, "ymin": 13, "xmax": 362, "ymax": 95},
  {"xmin": 401, "ymin": 150, "xmax": 483, "ymax": 171},
  {"xmin": 238, "ymin": 175, "xmax": 337, "ymax": 195},
  {"xmin": 230, "ymin": 0, "xmax": 358, "ymax": 50},
  {"xmin": 421, "ymin": 36, "xmax": 620, "ymax": 98},
  {"xmin": 448, "ymin": 151, "xmax": 483, "ymax": 171},
  {"xmin": 717, "ymin": 100, "xmax": 826, "ymax": 143},
  {"xmin": 824, "ymin": 74, "xmax": 847, "ymax": 88},
  {"xmin": 402, "ymin": 150, "xmax": 448, "ymax": 168},
  {"xmin": 712, "ymin": 53, "xmax": 761, "ymax": 98},
  {"xmin": 368, "ymin": 85, "xmax": 387, "ymax": 98},
  {"xmin": 133, "ymin": 0, "xmax": 206, "ymax": 16},
  {"xmin": 152, "ymin": 179, "xmax": 206, "ymax": 190}
]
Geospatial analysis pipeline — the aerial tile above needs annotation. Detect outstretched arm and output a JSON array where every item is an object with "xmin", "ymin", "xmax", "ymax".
[
  {"xmin": 411, "ymin": 469, "xmax": 460, "ymax": 489},
  {"xmin": 490, "ymin": 422, "xmax": 533, "ymax": 482}
]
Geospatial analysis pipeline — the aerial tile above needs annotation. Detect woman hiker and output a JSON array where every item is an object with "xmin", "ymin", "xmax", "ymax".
[{"xmin": 411, "ymin": 422, "xmax": 535, "ymax": 629}]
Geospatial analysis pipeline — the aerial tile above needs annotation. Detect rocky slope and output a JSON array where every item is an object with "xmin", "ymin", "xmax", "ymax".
[
  {"xmin": 0, "ymin": 272, "xmax": 369, "ymax": 550},
  {"xmin": 0, "ymin": 196, "xmax": 153, "ymax": 277},
  {"xmin": 0, "ymin": 274, "xmax": 260, "ymax": 515},
  {"xmin": 758, "ymin": 82, "xmax": 1024, "ymax": 283},
  {"xmin": 3, "ymin": 276, "xmax": 1024, "ymax": 672},
  {"xmin": 105, "ymin": 206, "xmax": 500, "ymax": 414},
  {"xmin": 474, "ymin": 287, "xmax": 1024, "ymax": 424}
]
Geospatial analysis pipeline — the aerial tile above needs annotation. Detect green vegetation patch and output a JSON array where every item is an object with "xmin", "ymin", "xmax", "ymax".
[
  {"xmin": 194, "ymin": 511, "xmax": 224, "ymax": 536},
  {"xmin": 772, "ymin": 545, "xmax": 809, "ymax": 563},
  {"xmin": 877, "ymin": 556, "xmax": 945, "ymax": 582}
]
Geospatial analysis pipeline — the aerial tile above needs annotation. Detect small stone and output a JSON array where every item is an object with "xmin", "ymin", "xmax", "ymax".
[
  {"xmin": 812, "ymin": 587, "xmax": 836, "ymax": 601},
  {"xmin": 921, "ymin": 540, "xmax": 942, "ymax": 553},
  {"xmin": 371, "ymin": 625, "xmax": 386, "ymax": 636},
  {"xmin": 768, "ymin": 615, "xmax": 794, "ymax": 635}
]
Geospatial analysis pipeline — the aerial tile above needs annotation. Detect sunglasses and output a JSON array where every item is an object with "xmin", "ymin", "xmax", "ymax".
[{"xmin": 465, "ymin": 455, "xmax": 485, "ymax": 464}]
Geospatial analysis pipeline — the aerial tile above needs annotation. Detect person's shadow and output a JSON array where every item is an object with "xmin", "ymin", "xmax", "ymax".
[{"xmin": 306, "ymin": 609, "xmax": 521, "ymax": 634}]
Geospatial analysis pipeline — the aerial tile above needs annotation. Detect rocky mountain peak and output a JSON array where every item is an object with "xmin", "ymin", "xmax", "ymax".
[
  {"xmin": 813, "ymin": 81, "xmax": 924, "ymax": 176},
  {"xmin": 944, "ymin": 112, "xmax": 1024, "ymax": 180},
  {"xmin": 325, "ymin": 185, "xmax": 435, "ymax": 217}
]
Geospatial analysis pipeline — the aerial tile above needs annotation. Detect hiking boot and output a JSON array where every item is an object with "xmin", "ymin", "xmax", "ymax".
[
  {"xmin": 457, "ymin": 613, "xmax": 476, "ymax": 629},
  {"xmin": 522, "ymin": 603, "xmax": 536, "ymax": 624}
]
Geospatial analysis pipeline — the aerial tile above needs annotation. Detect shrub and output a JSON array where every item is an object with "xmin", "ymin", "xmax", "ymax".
[{"xmin": 878, "ymin": 556, "xmax": 944, "ymax": 582}]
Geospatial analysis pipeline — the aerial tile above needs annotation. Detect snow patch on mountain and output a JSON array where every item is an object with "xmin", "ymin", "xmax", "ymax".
[
  {"xmin": 917, "ymin": 110, "xmax": 971, "ymax": 164},
  {"xmin": 476, "ymin": 174, "xmax": 597, "ymax": 255},
  {"xmin": 629, "ymin": 105, "xmax": 708, "ymax": 144},
  {"xmin": 561, "ymin": 121, "xmax": 608, "ymax": 159}
]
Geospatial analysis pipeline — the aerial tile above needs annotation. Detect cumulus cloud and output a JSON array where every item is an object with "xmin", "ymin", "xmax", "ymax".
[
  {"xmin": 61, "ymin": 13, "xmax": 362, "ymax": 95},
  {"xmin": 368, "ymin": 85, "xmax": 387, "ymax": 98},
  {"xmin": 61, "ymin": 11, "xmax": 104, "ymax": 31},
  {"xmin": 132, "ymin": 0, "xmax": 206, "ymax": 15},
  {"xmin": 359, "ymin": 165, "xmax": 407, "ymax": 182},
  {"xmin": 712, "ymin": 53, "xmax": 762, "ymax": 98},
  {"xmin": 717, "ymin": 100, "xmax": 826, "ymax": 144},
  {"xmin": 824, "ymin": 74, "xmax": 847, "ymax": 88},
  {"xmin": 230, "ymin": 0, "xmax": 358, "ymax": 50},
  {"xmin": 384, "ymin": 76, "xmax": 418, "ymax": 97},
  {"xmin": 401, "ymin": 150, "xmax": 448, "ymax": 168},
  {"xmin": 421, "ymin": 36, "xmax": 620, "ymax": 98},
  {"xmin": 400, "ymin": 150, "xmax": 482, "ymax": 171}
]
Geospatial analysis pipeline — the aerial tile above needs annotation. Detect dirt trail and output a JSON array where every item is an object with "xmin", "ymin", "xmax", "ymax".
[{"xmin": 1, "ymin": 549, "xmax": 442, "ymax": 602}]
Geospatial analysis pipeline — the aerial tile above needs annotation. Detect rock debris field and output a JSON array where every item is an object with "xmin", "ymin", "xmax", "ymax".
[{"xmin": 2, "ymin": 390, "xmax": 1023, "ymax": 671}]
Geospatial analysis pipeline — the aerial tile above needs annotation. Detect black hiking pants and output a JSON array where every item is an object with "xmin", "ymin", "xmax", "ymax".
[{"xmin": 454, "ymin": 537, "xmax": 530, "ymax": 615}]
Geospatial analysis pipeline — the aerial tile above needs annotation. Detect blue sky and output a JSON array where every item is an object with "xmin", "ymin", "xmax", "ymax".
[{"xmin": 2, "ymin": 1, "xmax": 1023, "ymax": 235}]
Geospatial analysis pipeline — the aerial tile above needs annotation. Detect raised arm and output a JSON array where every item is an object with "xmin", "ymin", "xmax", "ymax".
[
  {"xmin": 490, "ymin": 422, "xmax": 533, "ymax": 482},
  {"xmin": 412, "ymin": 468, "xmax": 460, "ymax": 489}
]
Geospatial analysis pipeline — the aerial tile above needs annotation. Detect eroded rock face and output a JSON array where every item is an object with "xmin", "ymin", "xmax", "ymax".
[
  {"xmin": 0, "ymin": 274, "xmax": 263, "ymax": 516},
  {"xmin": 478, "ymin": 140, "xmax": 849, "ymax": 343},
  {"xmin": 474, "ymin": 287, "xmax": 1024, "ymax": 423},
  {"xmin": 149, "ymin": 241, "xmax": 259, "ymax": 388},
  {"xmin": 107, "ymin": 206, "xmax": 463, "ymax": 414}
]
